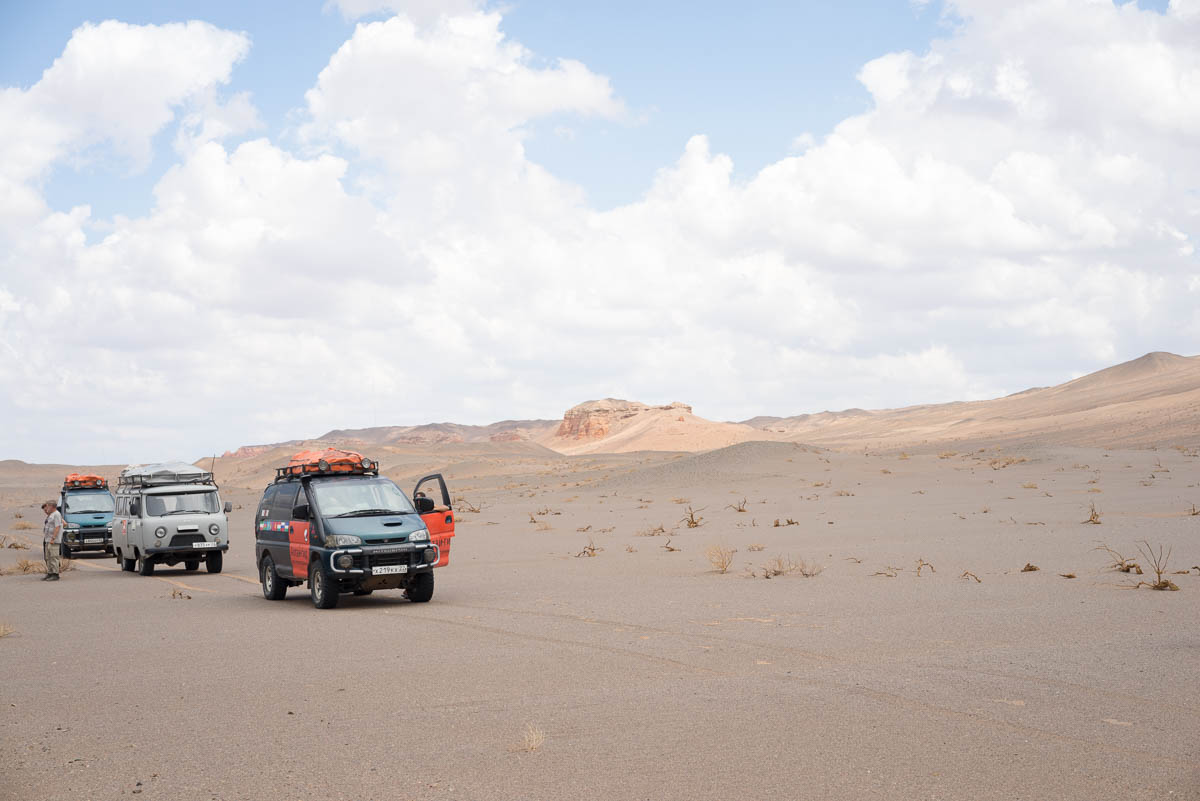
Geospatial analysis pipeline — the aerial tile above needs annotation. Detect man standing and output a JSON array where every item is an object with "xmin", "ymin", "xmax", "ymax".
[{"xmin": 42, "ymin": 500, "xmax": 63, "ymax": 581}]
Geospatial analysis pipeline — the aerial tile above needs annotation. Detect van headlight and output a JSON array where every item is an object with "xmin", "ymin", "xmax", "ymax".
[
  {"xmin": 154, "ymin": 526, "xmax": 167, "ymax": 538},
  {"xmin": 208, "ymin": 523, "xmax": 220, "ymax": 535},
  {"xmin": 410, "ymin": 530, "xmax": 428, "ymax": 542},
  {"xmin": 329, "ymin": 534, "xmax": 362, "ymax": 546}
]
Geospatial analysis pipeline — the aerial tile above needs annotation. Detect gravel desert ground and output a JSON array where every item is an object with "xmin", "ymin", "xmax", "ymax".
[{"xmin": 2, "ymin": 438, "xmax": 1198, "ymax": 800}]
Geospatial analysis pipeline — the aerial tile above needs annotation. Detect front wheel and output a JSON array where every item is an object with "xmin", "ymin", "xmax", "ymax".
[
  {"xmin": 309, "ymin": 563, "xmax": 339, "ymax": 609},
  {"xmin": 137, "ymin": 552, "xmax": 155, "ymax": 576},
  {"xmin": 407, "ymin": 571, "xmax": 434, "ymax": 603},
  {"xmin": 185, "ymin": 559, "xmax": 200, "ymax": 571},
  {"xmin": 261, "ymin": 555, "xmax": 287, "ymax": 601},
  {"xmin": 205, "ymin": 551, "xmax": 223, "ymax": 574},
  {"xmin": 119, "ymin": 550, "xmax": 135, "ymax": 572}
]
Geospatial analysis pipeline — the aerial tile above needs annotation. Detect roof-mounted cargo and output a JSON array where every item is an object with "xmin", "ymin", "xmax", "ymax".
[
  {"xmin": 118, "ymin": 462, "xmax": 216, "ymax": 489},
  {"xmin": 274, "ymin": 448, "xmax": 378, "ymax": 482},
  {"xmin": 63, "ymin": 473, "xmax": 108, "ymax": 490}
]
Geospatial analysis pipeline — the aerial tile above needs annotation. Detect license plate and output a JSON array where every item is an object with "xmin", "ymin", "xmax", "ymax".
[
  {"xmin": 192, "ymin": 542, "xmax": 217, "ymax": 549},
  {"xmin": 84, "ymin": 538, "xmax": 103, "ymax": 544},
  {"xmin": 372, "ymin": 565, "xmax": 407, "ymax": 575}
]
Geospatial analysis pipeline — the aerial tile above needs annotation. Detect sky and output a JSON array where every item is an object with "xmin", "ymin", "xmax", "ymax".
[{"xmin": 0, "ymin": 0, "xmax": 1197, "ymax": 464}]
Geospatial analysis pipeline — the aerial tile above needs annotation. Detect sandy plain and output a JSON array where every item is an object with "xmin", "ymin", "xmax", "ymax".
[{"xmin": 1, "ymin": 439, "xmax": 1198, "ymax": 801}]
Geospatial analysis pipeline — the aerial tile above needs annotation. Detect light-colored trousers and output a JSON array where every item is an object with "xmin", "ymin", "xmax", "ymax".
[{"xmin": 43, "ymin": 541, "xmax": 60, "ymax": 575}]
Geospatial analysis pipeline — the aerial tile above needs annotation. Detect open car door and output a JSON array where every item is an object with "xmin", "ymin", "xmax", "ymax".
[{"xmin": 413, "ymin": 473, "xmax": 454, "ymax": 568}]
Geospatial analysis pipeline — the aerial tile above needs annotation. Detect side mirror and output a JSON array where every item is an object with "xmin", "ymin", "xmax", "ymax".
[
  {"xmin": 415, "ymin": 496, "xmax": 435, "ymax": 514},
  {"xmin": 129, "ymin": 500, "xmax": 140, "ymax": 517},
  {"xmin": 223, "ymin": 501, "xmax": 233, "ymax": 514},
  {"xmin": 292, "ymin": 503, "xmax": 310, "ymax": 521}
]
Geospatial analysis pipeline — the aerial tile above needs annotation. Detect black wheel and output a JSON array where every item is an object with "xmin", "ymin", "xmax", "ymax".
[
  {"xmin": 407, "ymin": 571, "xmax": 434, "ymax": 603},
  {"xmin": 261, "ymin": 555, "xmax": 287, "ymax": 601},
  {"xmin": 352, "ymin": 589, "xmax": 373, "ymax": 596},
  {"xmin": 119, "ymin": 550, "xmax": 135, "ymax": 572},
  {"xmin": 309, "ymin": 562, "xmax": 339, "ymax": 609},
  {"xmin": 205, "ymin": 551, "xmax": 223, "ymax": 574},
  {"xmin": 136, "ymin": 552, "xmax": 155, "ymax": 576},
  {"xmin": 185, "ymin": 560, "xmax": 200, "ymax": 571}
]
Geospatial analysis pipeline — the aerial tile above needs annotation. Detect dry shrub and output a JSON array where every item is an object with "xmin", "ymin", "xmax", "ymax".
[
  {"xmin": 1189, "ymin": 504, "xmax": 1199, "ymax": 516},
  {"xmin": 758, "ymin": 555, "xmax": 822, "ymax": 578},
  {"xmin": 1021, "ymin": 563, "xmax": 1040, "ymax": 572},
  {"xmin": 456, "ymin": 498, "xmax": 481, "ymax": 514},
  {"xmin": 0, "ymin": 623, "xmax": 13, "ymax": 638},
  {"xmin": 574, "ymin": 538, "xmax": 603, "ymax": 558},
  {"xmin": 959, "ymin": 571, "xmax": 981, "ymax": 583},
  {"xmin": 938, "ymin": 451, "xmax": 957, "ymax": 459},
  {"xmin": 671, "ymin": 497, "xmax": 690, "ymax": 504},
  {"xmin": 661, "ymin": 539, "xmax": 681, "ymax": 552},
  {"xmin": 989, "ymin": 456, "xmax": 1027, "ymax": 470},
  {"xmin": 725, "ymin": 498, "xmax": 749, "ymax": 513},
  {"xmin": 624, "ymin": 545, "xmax": 636, "ymax": 553},
  {"xmin": 12, "ymin": 512, "xmax": 22, "ymax": 519},
  {"xmin": 169, "ymin": 588, "xmax": 192, "ymax": 600},
  {"xmin": 880, "ymin": 468, "xmax": 892, "ymax": 475},
  {"xmin": 872, "ymin": 566, "xmax": 901, "ymax": 578},
  {"xmin": 6, "ymin": 539, "xmax": 30, "ymax": 550},
  {"xmin": 1082, "ymin": 503, "xmax": 1102, "ymax": 525},
  {"xmin": 1134, "ymin": 541, "xmax": 1179, "ymax": 591},
  {"xmin": 833, "ymin": 489, "xmax": 854, "ymax": 497},
  {"xmin": 512, "ymin": 723, "xmax": 545, "ymax": 753},
  {"xmin": 915, "ymin": 559, "xmax": 935, "ymax": 576},
  {"xmin": 635, "ymin": 524, "xmax": 666, "ymax": 537},
  {"xmin": 704, "ymin": 544, "xmax": 737, "ymax": 574},
  {"xmin": 2, "ymin": 558, "xmax": 45, "ymax": 575},
  {"xmin": 680, "ymin": 507, "xmax": 705, "ymax": 528},
  {"xmin": 576, "ymin": 525, "xmax": 592, "ymax": 532},
  {"xmin": 746, "ymin": 544, "xmax": 765, "ymax": 552},
  {"xmin": 12, "ymin": 522, "xmax": 33, "ymax": 531},
  {"xmin": 1021, "ymin": 482, "xmax": 1038, "ymax": 489},
  {"xmin": 1059, "ymin": 573, "xmax": 1077, "ymax": 579},
  {"xmin": 1095, "ymin": 544, "xmax": 1142, "ymax": 574},
  {"xmin": 772, "ymin": 518, "xmax": 799, "ymax": 527}
]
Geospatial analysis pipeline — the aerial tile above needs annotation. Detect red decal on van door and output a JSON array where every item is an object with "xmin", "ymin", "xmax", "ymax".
[
  {"xmin": 289, "ymin": 522, "xmax": 310, "ymax": 577},
  {"xmin": 421, "ymin": 511, "xmax": 455, "ymax": 567}
]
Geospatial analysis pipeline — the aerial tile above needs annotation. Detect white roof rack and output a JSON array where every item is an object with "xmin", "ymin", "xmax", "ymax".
[{"xmin": 118, "ymin": 462, "xmax": 216, "ymax": 489}]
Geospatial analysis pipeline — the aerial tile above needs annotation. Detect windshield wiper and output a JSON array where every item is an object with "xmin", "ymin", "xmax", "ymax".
[
  {"xmin": 71, "ymin": 509, "xmax": 108, "ymax": 514},
  {"xmin": 331, "ymin": 508, "xmax": 409, "ymax": 518},
  {"xmin": 164, "ymin": 509, "xmax": 205, "ymax": 515}
]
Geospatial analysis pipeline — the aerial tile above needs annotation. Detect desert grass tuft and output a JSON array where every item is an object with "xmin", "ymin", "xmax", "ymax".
[
  {"xmin": 511, "ymin": 723, "xmax": 545, "ymax": 753},
  {"xmin": 704, "ymin": 544, "xmax": 737, "ymax": 573},
  {"xmin": 635, "ymin": 524, "xmax": 666, "ymax": 537},
  {"xmin": 772, "ymin": 518, "xmax": 799, "ymax": 527},
  {"xmin": 661, "ymin": 539, "xmax": 681, "ymax": 552},
  {"xmin": 959, "ymin": 571, "xmax": 981, "ymax": 583},
  {"xmin": 1, "ymin": 558, "xmax": 46, "ymax": 575},
  {"xmin": 872, "ymin": 566, "xmax": 900, "ymax": 578},
  {"xmin": 574, "ymin": 538, "xmax": 603, "ymax": 558},
  {"xmin": 169, "ymin": 588, "xmax": 192, "ymax": 600},
  {"xmin": 1020, "ymin": 563, "xmax": 1040, "ymax": 572},
  {"xmin": 725, "ymin": 498, "xmax": 749, "ymax": 513},
  {"xmin": 12, "ymin": 521, "xmax": 33, "ymax": 531},
  {"xmin": 1082, "ymin": 502, "xmax": 1102, "ymax": 525},
  {"xmin": 915, "ymin": 559, "xmax": 935, "ymax": 576},
  {"xmin": 680, "ymin": 507, "xmax": 705, "ymax": 528},
  {"xmin": 0, "ymin": 623, "xmax": 13, "ymax": 638}
]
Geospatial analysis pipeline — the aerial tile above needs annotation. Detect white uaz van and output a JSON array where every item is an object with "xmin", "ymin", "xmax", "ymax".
[{"xmin": 111, "ymin": 462, "xmax": 232, "ymax": 576}]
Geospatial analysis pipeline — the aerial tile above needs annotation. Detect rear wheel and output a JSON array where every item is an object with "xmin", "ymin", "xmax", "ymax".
[
  {"xmin": 407, "ymin": 571, "xmax": 434, "ymax": 603},
  {"xmin": 136, "ymin": 552, "xmax": 155, "ymax": 576},
  {"xmin": 205, "ymin": 551, "xmax": 223, "ymax": 574},
  {"xmin": 119, "ymin": 550, "xmax": 135, "ymax": 572},
  {"xmin": 185, "ymin": 559, "xmax": 200, "ymax": 571},
  {"xmin": 261, "ymin": 555, "xmax": 287, "ymax": 600},
  {"xmin": 309, "ymin": 563, "xmax": 339, "ymax": 609}
]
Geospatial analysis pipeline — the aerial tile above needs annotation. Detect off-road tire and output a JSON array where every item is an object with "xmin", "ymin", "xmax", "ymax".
[
  {"xmin": 119, "ymin": 550, "xmax": 135, "ymax": 572},
  {"xmin": 407, "ymin": 571, "xmax": 434, "ymax": 603},
  {"xmin": 310, "ymin": 563, "xmax": 339, "ymax": 609},
  {"xmin": 205, "ymin": 551, "xmax": 223, "ymax": 574},
  {"xmin": 137, "ymin": 552, "xmax": 155, "ymax": 576},
  {"xmin": 261, "ymin": 555, "xmax": 287, "ymax": 601},
  {"xmin": 185, "ymin": 559, "xmax": 200, "ymax": 571}
]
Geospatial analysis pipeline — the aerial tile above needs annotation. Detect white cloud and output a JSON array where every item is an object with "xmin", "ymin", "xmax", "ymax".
[
  {"xmin": 326, "ymin": 0, "xmax": 483, "ymax": 25},
  {"xmin": 2, "ymin": 1, "xmax": 1199, "ymax": 462}
]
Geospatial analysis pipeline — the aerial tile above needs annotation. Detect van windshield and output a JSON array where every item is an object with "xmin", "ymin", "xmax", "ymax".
[
  {"xmin": 144, "ymin": 492, "xmax": 220, "ymax": 517},
  {"xmin": 312, "ymin": 478, "xmax": 416, "ymax": 518},
  {"xmin": 64, "ymin": 492, "xmax": 114, "ymax": 514}
]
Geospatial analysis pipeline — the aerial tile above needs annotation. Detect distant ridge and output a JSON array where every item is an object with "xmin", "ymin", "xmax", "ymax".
[{"xmin": 214, "ymin": 352, "xmax": 1200, "ymax": 461}]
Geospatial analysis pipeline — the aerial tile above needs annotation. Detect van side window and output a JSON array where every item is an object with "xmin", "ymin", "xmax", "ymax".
[
  {"xmin": 272, "ymin": 483, "xmax": 299, "ymax": 519},
  {"xmin": 258, "ymin": 486, "xmax": 279, "ymax": 522}
]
